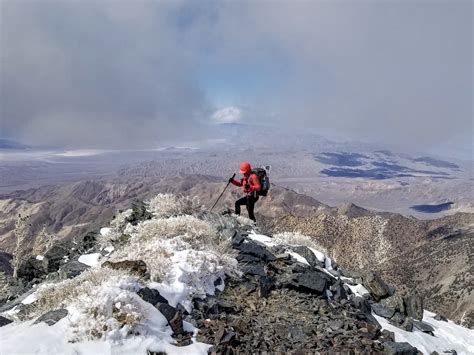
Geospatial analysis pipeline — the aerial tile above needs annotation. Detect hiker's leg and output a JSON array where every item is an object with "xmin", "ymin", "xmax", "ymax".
[
  {"xmin": 235, "ymin": 197, "xmax": 247, "ymax": 215},
  {"xmin": 246, "ymin": 195, "xmax": 258, "ymax": 222}
]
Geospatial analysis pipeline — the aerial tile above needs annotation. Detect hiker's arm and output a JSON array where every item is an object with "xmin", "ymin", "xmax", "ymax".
[
  {"xmin": 231, "ymin": 179, "xmax": 242, "ymax": 187},
  {"xmin": 248, "ymin": 174, "xmax": 261, "ymax": 191}
]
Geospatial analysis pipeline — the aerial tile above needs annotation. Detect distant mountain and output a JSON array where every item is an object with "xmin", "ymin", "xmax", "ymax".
[{"xmin": 0, "ymin": 139, "xmax": 31, "ymax": 150}]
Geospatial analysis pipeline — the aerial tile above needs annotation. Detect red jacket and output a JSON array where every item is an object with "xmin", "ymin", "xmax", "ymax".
[{"xmin": 231, "ymin": 174, "xmax": 261, "ymax": 194}]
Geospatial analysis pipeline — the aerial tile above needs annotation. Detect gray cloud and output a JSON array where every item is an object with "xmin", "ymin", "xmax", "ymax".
[{"xmin": 1, "ymin": 1, "xmax": 472, "ymax": 157}]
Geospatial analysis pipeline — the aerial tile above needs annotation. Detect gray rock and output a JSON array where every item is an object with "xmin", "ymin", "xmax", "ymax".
[
  {"xmin": 137, "ymin": 287, "xmax": 168, "ymax": 306},
  {"xmin": 403, "ymin": 294, "xmax": 423, "ymax": 321},
  {"xmin": 158, "ymin": 303, "xmax": 183, "ymax": 335},
  {"xmin": 34, "ymin": 309, "xmax": 68, "ymax": 326},
  {"xmin": 0, "ymin": 315, "xmax": 13, "ymax": 327},
  {"xmin": 381, "ymin": 294, "xmax": 405, "ymax": 314},
  {"xmin": 380, "ymin": 329, "xmax": 395, "ymax": 342},
  {"xmin": 351, "ymin": 296, "xmax": 371, "ymax": 314},
  {"xmin": 58, "ymin": 261, "xmax": 90, "ymax": 279},
  {"xmin": 241, "ymin": 263, "xmax": 266, "ymax": 277},
  {"xmin": 102, "ymin": 259, "xmax": 148, "ymax": 278},
  {"xmin": 44, "ymin": 244, "xmax": 71, "ymax": 273},
  {"xmin": 413, "ymin": 320, "xmax": 435, "ymax": 335},
  {"xmin": 362, "ymin": 272, "xmax": 391, "ymax": 301},
  {"xmin": 383, "ymin": 341, "xmax": 420, "ymax": 354},
  {"xmin": 288, "ymin": 246, "xmax": 324, "ymax": 268},
  {"xmin": 434, "ymin": 314, "xmax": 448, "ymax": 322},
  {"xmin": 237, "ymin": 240, "xmax": 276, "ymax": 262},
  {"xmin": 389, "ymin": 312, "xmax": 406, "ymax": 326},
  {"xmin": 287, "ymin": 270, "xmax": 329, "ymax": 294},
  {"xmin": 330, "ymin": 279, "xmax": 348, "ymax": 301},
  {"xmin": 372, "ymin": 302, "xmax": 396, "ymax": 319},
  {"xmin": 17, "ymin": 256, "xmax": 48, "ymax": 281}
]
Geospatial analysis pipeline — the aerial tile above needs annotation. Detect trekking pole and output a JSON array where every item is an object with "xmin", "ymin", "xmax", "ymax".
[{"xmin": 210, "ymin": 173, "xmax": 235, "ymax": 212}]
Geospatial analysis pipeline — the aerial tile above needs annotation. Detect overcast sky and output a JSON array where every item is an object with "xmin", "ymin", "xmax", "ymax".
[{"xmin": 0, "ymin": 0, "xmax": 472, "ymax": 158}]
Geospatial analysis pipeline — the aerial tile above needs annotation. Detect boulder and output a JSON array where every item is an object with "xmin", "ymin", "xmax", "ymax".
[
  {"xmin": 362, "ymin": 272, "xmax": 391, "ymax": 301},
  {"xmin": 137, "ymin": 287, "xmax": 168, "ymax": 306},
  {"xmin": 330, "ymin": 279, "xmax": 348, "ymax": 301},
  {"xmin": 287, "ymin": 270, "xmax": 329, "ymax": 294},
  {"xmin": 403, "ymin": 294, "xmax": 423, "ymax": 321},
  {"xmin": 44, "ymin": 244, "xmax": 71, "ymax": 273},
  {"xmin": 236, "ymin": 240, "xmax": 276, "ymax": 262},
  {"xmin": 257, "ymin": 275, "xmax": 275, "ymax": 298},
  {"xmin": 0, "ymin": 315, "xmax": 12, "ymax": 327},
  {"xmin": 17, "ymin": 256, "xmax": 48, "ymax": 281},
  {"xmin": 434, "ymin": 314, "xmax": 448, "ymax": 322},
  {"xmin": 383, "ymin": 341, "xmax": 420, "ymax": 355},
  {"xmin": 351, "ymin": 296, "xmax": 372, "ymax": 314},
  {"xmin": 33, "ymin": 309, "xmax": 68, "ymax": 326},
  {"xmin": 372, "ymin": 303, "xmax": 396, "ymax": 319},
  {"xmin": 158, "ymin": 303, "xmax": 183, "ymax": 335},
  {"xmin": 241, "ymin": 264, "xmax": 266, "ymax": 277},
  {"xmin": 102, "ymin": 260, "xmax": 148, "ymax": 278},
  {"xmin": 413, "ymin": 320, "xmax": 434, "ymax": 335},
  {"xmin": 58, "ymin": 261, "xmax": 90, "ymax": 279}
]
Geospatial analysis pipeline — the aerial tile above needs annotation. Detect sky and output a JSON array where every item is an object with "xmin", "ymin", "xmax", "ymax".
[{"xmin": 0, "ymin": 0, "xmax": 472, "ymax": 158}]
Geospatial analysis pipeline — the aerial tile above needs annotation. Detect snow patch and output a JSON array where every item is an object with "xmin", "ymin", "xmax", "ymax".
[
  {"xmin": 36, "ymin": 255, "xmax": 44, "ymax": 261},
  {"xmin": 286, "ymin": 250, "xmax": 310, "ymax": 266},
  {"xmin": 374, "ymin": 310, "xmax": 474, "ymax": 354},
  {"xmin": 78, "ymin": 253, "xmax": 102, "ymax": 267}
]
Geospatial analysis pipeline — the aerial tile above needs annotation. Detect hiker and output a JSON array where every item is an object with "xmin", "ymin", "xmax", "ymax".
[{"xmin": 229, "ymin": 162, "xmax": 261, "ymax": 222}]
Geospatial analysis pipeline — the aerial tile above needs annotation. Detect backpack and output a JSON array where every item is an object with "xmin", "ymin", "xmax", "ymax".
[{"xmin": 252, "ymin": 167, "xmax": 270, "ymax": 196}]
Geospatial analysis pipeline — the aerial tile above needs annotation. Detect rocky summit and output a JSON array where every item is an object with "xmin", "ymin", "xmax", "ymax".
[{"xmin": 0, "ymin": 194, "xmax": 472, "ymax": 354}]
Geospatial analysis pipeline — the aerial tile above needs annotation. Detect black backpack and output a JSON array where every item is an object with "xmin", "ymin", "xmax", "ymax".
[{"xmin": 252, "ymin": 167, "xmax": 270, "ymax": 196}]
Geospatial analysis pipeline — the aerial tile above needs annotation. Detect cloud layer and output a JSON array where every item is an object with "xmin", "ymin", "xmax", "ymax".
[{"xmin": 1, "ymin": 1, "xmax": 471, "ymax": 157}]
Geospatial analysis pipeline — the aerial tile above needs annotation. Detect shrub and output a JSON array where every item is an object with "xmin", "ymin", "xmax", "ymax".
[{"xmin": 147, "ymin": 194, "xmax": 202, "ymax": 218}]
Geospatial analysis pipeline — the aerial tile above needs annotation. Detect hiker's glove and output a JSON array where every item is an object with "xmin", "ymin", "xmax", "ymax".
[{"xmin": 228, "ymin": 178, "xmax": 234, "ymax": 183}]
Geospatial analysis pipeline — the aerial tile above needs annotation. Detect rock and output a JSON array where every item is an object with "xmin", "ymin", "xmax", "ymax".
[
  {"xmin": 137, "ymin": 287, "xmax": 168, "ymax": 306},
  {"xmin": 158, "ymin": 303, "xmax": 183, "ymax": 335},
  {"xmin": 17, "ymin": 256, "xmax": 48, "ymax": 281},
  {"xmin": 288, "ymin": 246, "xmax": 324, "ymax": 268},
  {"xmin": 381, "ymin": 294, "xmax": 405, "ymax": 314},
  {"xmin": 236, "ymin": 240, "xmax": 276, "ymax": 262},
  {"xmin": 400, "ymin": 317, "xmax": 414, "ymax": 332},
  {"xmin": 257, "ymin": 275, "xmax": 275, "ymax": 298},
  {"xmin": 413, "ymin": 320, "xmax": 435, "ymax": 335},
  {"xmin": 380, "ymin": 329, "xmax": 395, "ymax": 342},
  {"xmin": 58, "ymin": 261, "xmax": 90, "ymax": 279},
  {"xmin": 241, "ymin": 263, "xmax": 266, "ymax": 277},
  {"xmin": 102, "ymin": 260, "xmax": 148, "ymax": 278},
  {"xmin": 0, "ymin": 315, "xmax": 13, "ymax": 327},
  {"xmin": 383, "ymin": 341, "xmax": 420, "ymax": 354},
  {"xmin": 362, "ymin": 272, "xmax": 391, "ymax": 301},
  {"xmin": 372, "ymin": 302, "xmax": 396, "ymax": 319},
  {"xmin": 351, "ymin": 296, "xmax": 371, "ymax": 315},
  {"xmin": 231, "ymin": 232, "xmax": 245, "ymax": 247},
  {"xmin": 44, "ymin": 244, "xmax": 71, "ymax": 273},
  {"xmin": 287, "ymin": 270, "xmax": 329, "ymax": 294},
  {"xmin": 33, "ymin": 309, "xmax": 68, "ymax": 326},
  {"xmin": 389, "ymin": 312, "xmax": 406, "ymax": 326},
  {"xmin": 434, "ymin": 314, "xmax": 448, "ymax": 322},
  {"xmin": 403, "ymin": 294, "xmax": 423, "ymax": 321},
  {"xmin": 330, "ymin": 279, "xmax": 348, "ymax": 301}
]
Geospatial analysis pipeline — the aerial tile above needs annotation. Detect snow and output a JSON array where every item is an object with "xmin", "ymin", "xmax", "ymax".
[
  {"xmin": 247, "ymin": 232, "xmax": 274, "ymax": 245},
  {"xmin": 308, "ymin": 247, "xmax": 326, "ymax": 263},
  {"xmin": 346, "ymin": 283, "xmax": 370, "ymax": 297},
  {"xmin": 78, "ymin": 253, "xmax": 102, "ymax": 267},
  {"xmin": 0, "ymin": 313, "xmax": 211, "ymax": 355},
  {"xmin": 21, "ymin": 292, "xmax": 38, "ymax": 305},
  {"xmin": 100, "ymin": 227, "xmax": 112, "ymax": 236},
  {"xmin": 286, "ymin": 250, "xmax": 310, "ymax": 266},
  {"xmin": 374, "ymin": 310, "xmax": 474, "ymax": 354},
  {"xmin": 36, "ymin": 255, "xmax": 44, "ymax": 261}
]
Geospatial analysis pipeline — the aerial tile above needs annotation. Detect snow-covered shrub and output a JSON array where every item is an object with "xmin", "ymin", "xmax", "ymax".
[
  {"xmin": 30, "ymin": 267, "xmax": 145, "ymax": 341},
  {"xmin": 12, "ymin": 214, "xmax": 31, "ymax": 278},
  {"xmin": 31, "ymin": 268, "xmax": 139, "ymax": 317},
  {"xmin": 136, "ymin": 215, "xmax": 217, "ymax": 246},
  {"xmin": 271, "ymin": 231, "xmax": 329, "ymax": 256},
  {"xmin": 33, "ymin": 224, "xmax": 55, "ymax": 255},
  {"xmin": 147, "ymin": 194, "xmax": 202, "ymax": 218}
]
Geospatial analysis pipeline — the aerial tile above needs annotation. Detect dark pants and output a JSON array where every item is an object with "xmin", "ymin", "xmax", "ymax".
[{"xmin": 235, "ymin": 195, "xmax": 259, "ymax": 222}]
